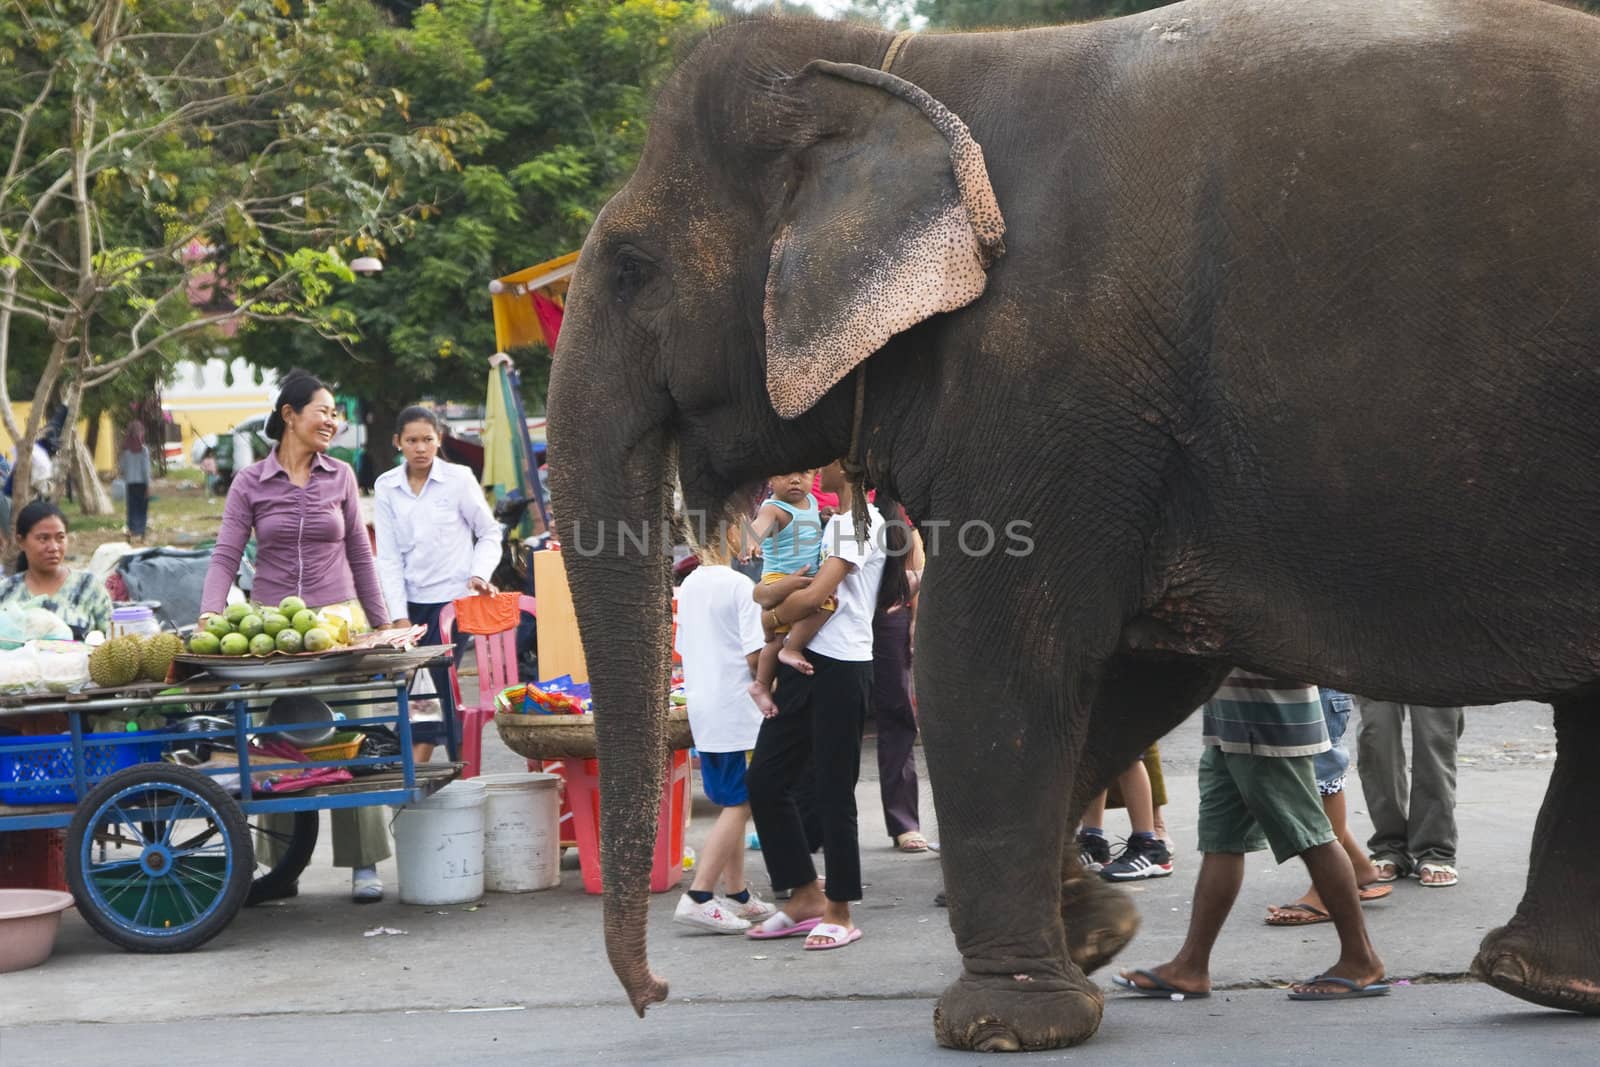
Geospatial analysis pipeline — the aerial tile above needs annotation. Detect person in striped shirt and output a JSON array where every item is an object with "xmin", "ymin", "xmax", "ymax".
[{"xmin": 1115, "ymin": 670, "xmax": 1389, "ymax": 1001}]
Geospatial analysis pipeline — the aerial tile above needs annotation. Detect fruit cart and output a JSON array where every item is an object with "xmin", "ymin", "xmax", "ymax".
[{"xmin": 0, "ymin": 645, "xmax": 455, "ymax": 953}]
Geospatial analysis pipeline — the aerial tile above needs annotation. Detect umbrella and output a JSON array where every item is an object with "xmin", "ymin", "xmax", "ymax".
[{"xmin": 480, "ymin": 354, "xmax": 549, "ymax": 539}]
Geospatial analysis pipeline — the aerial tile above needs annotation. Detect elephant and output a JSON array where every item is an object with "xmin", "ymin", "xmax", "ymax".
[{"xmin": 544, "ymin": 0, "xmax": 1600, "ymax": 1052}]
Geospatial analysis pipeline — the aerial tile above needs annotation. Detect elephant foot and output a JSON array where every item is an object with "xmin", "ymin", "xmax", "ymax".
[
  {"xmin": 933, "ymin": 970, "xmax": 1103, "ymax": 1052},
  {"xmin": 1472, "ymin": 922, "xmax": 1600, "ymax": 1015},
  {"xmin": 1061, "ymin": 875, "xmax": 1140, "ymax": 975}
]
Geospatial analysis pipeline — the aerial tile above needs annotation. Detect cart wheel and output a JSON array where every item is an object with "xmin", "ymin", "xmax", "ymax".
[
  {"xmin": 246, "ymin": 811, "xmax": 318, "ymax": 905},
  {"xmin": 66, "ymin": 763, "xmax": 253, "ymax": 953}
]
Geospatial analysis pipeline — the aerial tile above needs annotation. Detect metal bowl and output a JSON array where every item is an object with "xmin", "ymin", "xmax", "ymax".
[{"xmin": 263, "ymin": 695, "xmax": 337, "ymax": 748}]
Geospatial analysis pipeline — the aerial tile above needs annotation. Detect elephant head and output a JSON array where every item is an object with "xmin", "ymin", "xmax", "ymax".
[{"xmin": 545, "ymin": 20, "xmax": 1004, "ymax": 1014}]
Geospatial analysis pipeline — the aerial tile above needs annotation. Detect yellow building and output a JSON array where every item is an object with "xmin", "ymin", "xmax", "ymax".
[{"xmin": 0, "ymin": 358, "xmax": 276, "ymax": 475}]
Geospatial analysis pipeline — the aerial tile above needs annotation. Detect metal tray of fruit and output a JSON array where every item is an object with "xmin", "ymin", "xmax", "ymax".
[{"xmin": 173, "ymin": 647, "xmax": 375, "ymax": 682}]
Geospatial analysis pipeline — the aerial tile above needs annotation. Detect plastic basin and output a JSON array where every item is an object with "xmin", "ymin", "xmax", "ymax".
[{"xmin": 0, "ymin": 889, "xmax": 74, "ymax": 973}]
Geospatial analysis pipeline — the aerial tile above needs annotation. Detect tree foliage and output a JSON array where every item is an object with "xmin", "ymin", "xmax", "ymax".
[
  {"xmin": 238, "ymin": 0, "xmax": 712, "ymax": 468},
  {"xmin": 0, "ymin": 0, "xmax": 479, "ymax": 500}
]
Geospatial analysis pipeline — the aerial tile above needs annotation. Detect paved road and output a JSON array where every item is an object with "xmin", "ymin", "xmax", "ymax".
[
  {"xmin": 4, "ymin": 984, "xmax": 1594, "ymax": 1066},
  {"xmin": 3, "ymin": 699, "xmax": 1594, "ymax": 1063}
]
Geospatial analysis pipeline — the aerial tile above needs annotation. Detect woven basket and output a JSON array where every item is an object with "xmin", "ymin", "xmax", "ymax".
[{"xmin": 494, "ymin": 706, "xmax": 692, "ymax": 761}]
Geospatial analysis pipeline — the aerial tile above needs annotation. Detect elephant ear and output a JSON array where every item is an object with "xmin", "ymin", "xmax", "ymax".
[{"xmin": 763, "ymin": 60, "xmax": 1006, "ymax": 419}]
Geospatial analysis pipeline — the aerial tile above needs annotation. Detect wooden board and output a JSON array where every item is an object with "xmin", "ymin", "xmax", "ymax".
[{"xmin": 533, "ymin": 549, "xmax": 588, "ymax": 683}]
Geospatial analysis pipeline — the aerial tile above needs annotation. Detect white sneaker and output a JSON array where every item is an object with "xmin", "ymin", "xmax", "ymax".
[
  {"xmin": 719, "ymin": 889, "xmax": 777, "ymax": 923},
  {"xmin": 672, "ymin": 894, "xmax": 751, "ymax": 933},
  {"xmin": 352, "ymin": 867, "xmax": 383, "ymax": 903}
]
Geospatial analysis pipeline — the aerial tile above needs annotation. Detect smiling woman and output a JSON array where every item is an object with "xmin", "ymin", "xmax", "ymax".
[{"xmin": 197, "ymin": 367, "xmax": 394, "ymax": 903}]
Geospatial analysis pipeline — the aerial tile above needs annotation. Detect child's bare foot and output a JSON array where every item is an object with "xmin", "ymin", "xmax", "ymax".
[
  {"xmin": 778, "ymin": 646, "xmax": 813, "ymax": 675},
  {"xmin": 747, "ymin": 680, "xmax": 778, "ymax": 717}
]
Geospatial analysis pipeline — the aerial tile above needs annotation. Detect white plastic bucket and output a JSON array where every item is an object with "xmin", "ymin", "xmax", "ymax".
[
  {"xmin": 394, "ymin": 779, "xmax": 487, "ymax": 905},
  {"xmin": 478, "ymin": 772, "xmax": 561, "ymax": 893}
]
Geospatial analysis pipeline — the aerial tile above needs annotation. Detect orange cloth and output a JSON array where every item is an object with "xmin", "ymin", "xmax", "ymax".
[{"xmin": 453, "ymin": 591, "xmax": 522, "ymax": 635}]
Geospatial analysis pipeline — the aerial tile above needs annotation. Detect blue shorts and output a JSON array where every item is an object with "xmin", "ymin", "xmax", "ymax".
[
  {"xmin": 1314, "ymin": 689, "xmax": 1354, "ymax": 795},
  {"xmin": 699, "ymin": 750, "xmax": 750, "ymax": 807}
]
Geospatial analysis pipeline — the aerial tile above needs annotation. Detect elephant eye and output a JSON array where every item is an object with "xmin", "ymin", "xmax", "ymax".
[{"xmin": 613, "ymin": 252, "xmax": 651, "ymax": 303}]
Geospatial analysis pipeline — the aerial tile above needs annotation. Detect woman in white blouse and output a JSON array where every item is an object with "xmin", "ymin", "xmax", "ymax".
[{"xmin": 375, "ymin": 407, "xmax": 501, "ymax": 761}]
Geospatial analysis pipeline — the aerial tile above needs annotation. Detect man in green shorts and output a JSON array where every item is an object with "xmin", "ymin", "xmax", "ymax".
[{"xmin": 1115, "ymin": 670, "xmax": 1389, "ymax": 1001}]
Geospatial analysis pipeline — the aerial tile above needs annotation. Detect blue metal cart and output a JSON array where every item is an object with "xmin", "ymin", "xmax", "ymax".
[{"xmin": 0, "ymin": 647, "xmax": 457, "ymax": 952}]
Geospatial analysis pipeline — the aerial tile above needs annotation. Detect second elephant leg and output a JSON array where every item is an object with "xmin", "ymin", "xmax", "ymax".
[
  {"xmin": 1473, "ymin": 700, "xmax": 1600, "ymax": 1014},
  {"xmin": 1060, "ymin": 657, "xmax": 1227, "ymax": 974}
]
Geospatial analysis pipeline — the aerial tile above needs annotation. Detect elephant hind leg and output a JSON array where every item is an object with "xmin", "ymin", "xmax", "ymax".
[
  {"xmin": 1472, "ymin": 699, "xmax": 1600, "ymax": 1014},
  {"xmin": 1057, "ymin": 655, "xmax": 1228, "ymax": 975}
]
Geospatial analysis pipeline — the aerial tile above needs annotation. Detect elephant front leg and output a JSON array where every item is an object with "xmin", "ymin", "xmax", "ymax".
[
  {"xmin": 920, "ymin": 645, "xmax": 1103, "ymax": 1050},
  {"xmin": 1472, "ymin": 701, "xmax": 1600, "ymax": 1013}
]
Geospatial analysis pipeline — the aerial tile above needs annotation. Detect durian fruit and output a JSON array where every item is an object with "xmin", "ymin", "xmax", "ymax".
[
  {"xmin": 89, "ymin": 635, "xmax": 142, "ymax": 688},
  {"xmin": 140, "ymin": 632, "xmax": 184, "ymax": 683}
]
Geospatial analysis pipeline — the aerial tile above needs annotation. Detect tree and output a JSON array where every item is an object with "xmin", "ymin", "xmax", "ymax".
[
  {"xmin": 237, "ymin": 0, "xmax": 712, "ymax": 478},
  {"xmin": 0, "ymin": 0, "xmax": 482, "ymax": 503}
]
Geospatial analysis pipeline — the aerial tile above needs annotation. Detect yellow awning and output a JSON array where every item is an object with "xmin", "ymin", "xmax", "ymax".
[{"xmin": 490, "ymin": 251, "xmax": 579, "ymax": 352}]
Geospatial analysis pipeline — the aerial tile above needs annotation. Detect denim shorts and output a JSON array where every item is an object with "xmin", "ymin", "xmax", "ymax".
[{"xmin": 1313, "ymin": 689, "xmax": 1354, "ymax": 795}]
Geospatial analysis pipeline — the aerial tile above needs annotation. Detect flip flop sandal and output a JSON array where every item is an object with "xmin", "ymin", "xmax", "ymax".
[
  {"xmin": 895, "ymin": 831, "xmax": 929, "ymax": 853},
  {"xmin": 1418, "ymin": 863, "xmax": 1459, "ymax": 887},
  {"xmin": 1369, "ymin": 859, "xmax": 1401, "ymax": 883},
  {"xmin": 1265, "ymin": 903, "xmax": 1331, "ymax": 927},
  {"xmin": 803, "ymin": 922, "xmax": 863, "ymax": 951},
  {"xmin": 1111, "ymin": 969, "xmax": 1211, "ymax": 999},
  {"xmin": 1287, "ymin": 974, "xmax": 1392, "ymax": 1000},
  {"xmin": 1358, "ymin": 882, "xmax": 1394, "ymax": 902},
  {"xmin": 746, "ymin": 913, "xmax": 822, "ymax": 940}
]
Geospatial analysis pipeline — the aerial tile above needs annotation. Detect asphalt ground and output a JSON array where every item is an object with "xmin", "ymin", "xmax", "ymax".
[{"xmin": 4, "ymin": 699, "xmax": 1594, "ymax": 1064}]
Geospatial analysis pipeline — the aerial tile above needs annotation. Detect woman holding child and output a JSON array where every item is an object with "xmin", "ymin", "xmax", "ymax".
[{"xmin": 744, "ymin": 461, "xmax": 904, "ymax": 950}]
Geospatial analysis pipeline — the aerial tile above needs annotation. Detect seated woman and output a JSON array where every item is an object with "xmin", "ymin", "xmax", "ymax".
[{"xmin": 0, "ymin": 500, "xmax": 112, "ymax": 638}]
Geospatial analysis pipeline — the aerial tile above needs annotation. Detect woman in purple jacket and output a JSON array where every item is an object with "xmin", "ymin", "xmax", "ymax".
[{"xmin": 200, "ymin": 369, "xmax": 394, "ymax": 902}]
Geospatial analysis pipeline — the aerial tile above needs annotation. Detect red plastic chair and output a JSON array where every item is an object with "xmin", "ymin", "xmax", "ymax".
[{"xmin": 439, "ymin": 594, "xmax": 537, "ymax": 779}]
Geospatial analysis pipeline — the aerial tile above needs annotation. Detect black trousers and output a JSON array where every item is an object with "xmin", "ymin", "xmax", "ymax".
[
  {"xmin": 408, "ymin": 600, "xmax": 461, "ymax": 754},
  {"xmin": 125, "ymin": 482, "xmax": 148, "ymax": 536},
  {"xmin": 871, "ymin": 607, "xmax": 920, "ymax": 839},
  {"xmin": 747, "ymin": 651, "xmax": 873, "ymax": 901}
]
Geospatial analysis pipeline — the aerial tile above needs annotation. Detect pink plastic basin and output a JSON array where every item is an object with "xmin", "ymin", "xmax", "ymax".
[{"xmin": 0, "ymin": 889, "xmax": 74, "ymax": 973}]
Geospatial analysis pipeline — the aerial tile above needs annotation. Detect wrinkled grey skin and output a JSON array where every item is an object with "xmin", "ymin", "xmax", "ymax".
[{"xmin": 546, "ymin": 0, "xmax": 1600, "ymax": 1051}]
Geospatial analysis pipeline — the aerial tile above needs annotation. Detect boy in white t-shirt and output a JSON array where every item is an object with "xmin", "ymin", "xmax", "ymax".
[{"xmin": 671, "ymin": 530, "xmax": 780, "ymax": 933}]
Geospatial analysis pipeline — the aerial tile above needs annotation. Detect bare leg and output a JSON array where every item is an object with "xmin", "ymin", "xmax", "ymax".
[
  {"xmin": 1290, "ymin": 840, "xmax": 1386, "ymax": 993},
  {"xmin": 1080, "ymin": 790, "xmax": 1108, "ymax": 830},
  {"xmin": 747, "ymin": 639, "xmax": 781, "ymax": 716},
  {"xmin": 777, "ymin": 610, "xmax": 829, "ymax": 675},
  {"xmin": 690, "ymin": 803, "xmax": 750, "ymax": 896},
  {"xmin": 412, "ymin": 742, "xmax": 435, "ymax": 765},
  {"xmin": 1119, "ymin": 851, "xmax": 1243, "ymax": 994},
  {"xmin": 1117, "ymin": 761, "xmax": 1155, "ymax": 835},
  {"xmin": 1268, "ymin": 790, "xmax": 1385, "ymax": 920}
]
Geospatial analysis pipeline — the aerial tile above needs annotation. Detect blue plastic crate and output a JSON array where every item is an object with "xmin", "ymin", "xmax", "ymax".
[{"xmin": 0, "ymin": 732, "xmax": 166, "ymax": 805}]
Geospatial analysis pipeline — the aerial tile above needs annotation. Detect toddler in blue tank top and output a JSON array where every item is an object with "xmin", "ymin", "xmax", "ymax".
[{"xmin": 745, "ymin": 470, "xmax": 836, "ymax": 715}]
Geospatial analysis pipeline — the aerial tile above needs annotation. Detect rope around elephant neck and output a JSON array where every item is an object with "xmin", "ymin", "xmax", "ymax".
[{"xmin": 841, "ymin": 31, "xmax": 916, "ymax": 546}]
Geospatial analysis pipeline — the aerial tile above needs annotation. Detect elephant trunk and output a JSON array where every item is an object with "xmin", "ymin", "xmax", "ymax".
[{"xmin": 547, "ymin": 334, "xmax": 675, "ymax": 1016}]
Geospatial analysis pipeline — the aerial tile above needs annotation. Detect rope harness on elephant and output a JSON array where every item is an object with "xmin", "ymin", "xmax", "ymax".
[{"xmin": 842, "ymin": 30, "xmax": 917, "ymax": 547}]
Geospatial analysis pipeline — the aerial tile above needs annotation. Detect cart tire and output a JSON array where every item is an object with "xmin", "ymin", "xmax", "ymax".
[
  {"xmin": 247, "ymin": 810, "xmax": 318, "ymax": 905},
  {"xmin": 66, "ymin": 763, "xmax": 253, "ymax": 953}
]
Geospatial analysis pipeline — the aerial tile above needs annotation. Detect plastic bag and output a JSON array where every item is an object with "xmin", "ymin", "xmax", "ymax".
[
  {"xmin": 408, "ymin": 667, "xmax": 441, "ymax": 723},
  {"xmin": 30, "ymin": 640, "xmax": 89, "ymax": 693},
  {"xmin": 0, "ymin": 645, "xmax": 42, "ymax": 694},
  {"xmin": 0, "ymin": 604, "xmax": 73, "ymax": 648}
]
